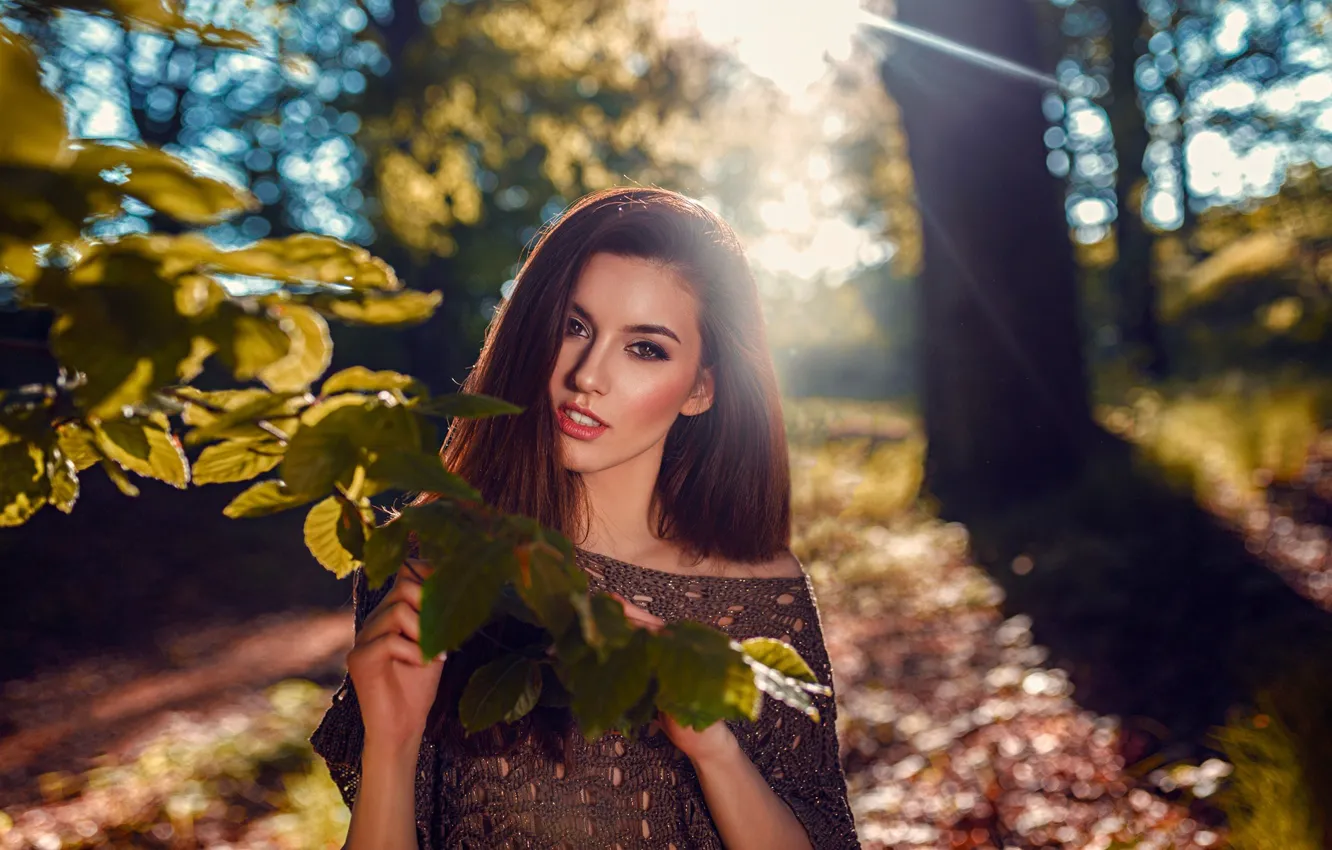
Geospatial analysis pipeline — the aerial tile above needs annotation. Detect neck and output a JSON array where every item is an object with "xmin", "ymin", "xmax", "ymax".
[{"xmin": 574, "ymin": 437, "xmax": 668, "ymax": 563}]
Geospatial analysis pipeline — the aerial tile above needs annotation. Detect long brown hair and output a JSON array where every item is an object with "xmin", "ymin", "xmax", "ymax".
[
  {"xmin": 414, "ymin": 187, "xmax": 790, "ymax": 751},
  {"xmin": 419, "ymin": 185, "xmax": 790, "ymax": 562}
]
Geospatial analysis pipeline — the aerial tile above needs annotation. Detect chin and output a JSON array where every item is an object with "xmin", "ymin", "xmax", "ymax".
[{"xmin": 558, "ymin": 439, "xmax": 624, "ymax": 475}]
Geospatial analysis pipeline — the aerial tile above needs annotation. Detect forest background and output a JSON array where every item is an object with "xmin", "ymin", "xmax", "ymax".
[{"xmin": 2, "ymin": 0, "xmax": 1332, "ymax": 847}]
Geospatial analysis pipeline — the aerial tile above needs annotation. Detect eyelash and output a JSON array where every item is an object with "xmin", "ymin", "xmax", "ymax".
[{"xmin": 565, "ymin": 317, "xmax": 670, "ymax": 361}]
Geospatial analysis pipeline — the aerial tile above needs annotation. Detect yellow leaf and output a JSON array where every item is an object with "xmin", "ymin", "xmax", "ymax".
[
  {"xmin": 48, "ymin": 448, "xmax": 79, "ymax": 513},
  {"xmin": 304, "ymin": 496, "xmax": 361, "ymax": 577},
  {"xmin": 223, "ymin": 479, "xmax": 316, "ymax": 518},
  {"xmin": 193, "ymin": 439, "xmax": 283, "ymax": 484},
  {"xmin": 0, "ymin": 32, "xmax": 71, "ymax": 169},
  {"xmin": 56, "ymin": 423, "xmax": 102, "ymax": 472},
  {"xmin": 215, "ymin": 234, "xmax": 401, "ymax": 289},
  {"xmin": 259, "ymin": 305, "xmax": 333, "ymax": 392},
  {"xmin": 178, "ymin": 336, "xmax": 216, "ymax": 382},
  {"xmin": 107, "ymin": 0, "xmax": 261, "ymax": 50},
  {"xmin": 92, "ymin": 417, "xmax": 190, "ymax": 488},
  {"xmin": 0, "ymin": 441, "xmax": 48, "ymax": 527},
  {"xmin": 317, "ymin": 290, "xmax": 442, "ymax": 326},
  {"xmin": 69, "ymin": 142, "xmax": 256, "ymax": 225},
  {"xmin": 0, "ymin": 236, "xmax": 39, "ymax": 284}
]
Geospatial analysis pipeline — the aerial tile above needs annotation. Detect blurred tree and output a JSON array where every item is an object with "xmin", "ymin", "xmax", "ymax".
[
  {"xmin": 1105, "ymin": 0, "xmax": 1169, "ymax": 378},
  {"xmin": 881, "ymin": 0, "xmax": 1093, "ymax": 511},
  {"xmin": 0, "ymin": 0, "xmax": 388, "ymax": 244},
  {"xmin": 357, "ymin": 0, "xmax": 726, "ymax": 390}
]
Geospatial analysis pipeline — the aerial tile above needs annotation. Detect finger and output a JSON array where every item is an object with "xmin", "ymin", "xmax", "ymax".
[
  {"xmin": 399, "ymin": 558, "xmax": 434, "ymax": 585},
  {"xmin": 386, "ymin": 572, "xmax": 424, "ymax": 612},
  {"xmin": 610, "ymin": 593, "xmax": 665, "ymax": 632},
  {"xmin": 353, "ymin": 631, "xmax": 443, "ymax": 668},
  {"xmin": 358, "ymin": 600, "xmax": 422, "ymax": 644}
]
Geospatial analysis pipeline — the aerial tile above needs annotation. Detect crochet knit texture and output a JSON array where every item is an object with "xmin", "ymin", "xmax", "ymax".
[{"xmin": 311, "ymin": 548, "xmax": 860, "ymax": 849}]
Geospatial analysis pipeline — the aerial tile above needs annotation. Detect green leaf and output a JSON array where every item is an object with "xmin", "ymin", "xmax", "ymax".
[
  {"xmin": 458, "ymin": 654, "xmax": 544, "ymax": 734},
  {"xmin": 565, "ymin": 629, "xmax": 654, "ymax": 740},
  {"xmin": 192, "ymin": 439, "xmax": 284, "ymax": 485},
  {"xmin": 284, "ymin": 399, "xmax": 421, "ymax": 499},
  {"xmin": 578, "ymin": 592, "xmax": 637, "ymax": 659},
  {"xmin": 258, "ymin": 304, "xmax": 333, "ymax": 393},
  {"xmin": 223, "ymin": 479, "xmax": 318, "ymax": 518},
  {"xmin": 513, "ymin": 536, "xmax": 586, "ymax": 637},
  {"xmin": 413, "ymin": 393, "xmax": 523, "ymax": 420},
  {"xmin": 68, "ymin": 141, "xmax": 257, "ymax": 225},
  {"xmin": 740, "ymin": 637, "xmax": 818, "ymax": 683},
  {"xmin": 336, "ymin": 496, "xmax": 368, "ymax": 562},
  {"xmin": 417, "ymin": 535, "xmax": 516, "ymax": 656},
  {"xmin": 655, "ymin": 621, "xmax": 758, "ymax": 728},
  {"xmin": 364, "ymin": 450, "xmax": 480, "ymax": 501},
  {"xmin": 321, "ymin": 366, "xmax": 423, "ymax": 397},
  {"xmin": 314, "ymin": 289, "xmax": 442, "ymax": 326},
  {"xmin": 281, "ymin": 409, "xmax": 360, "ymax": 499},
  {"xmin": 304, "ymin": 496, "xmax": 361, "ymax": 578},
  {"xmin": 363, "ymin": 519, "xmax": 410, "ymax": 589},
  {"xmin": 0, "ymin": 440, "xmax": 49, "ymax": 526}
]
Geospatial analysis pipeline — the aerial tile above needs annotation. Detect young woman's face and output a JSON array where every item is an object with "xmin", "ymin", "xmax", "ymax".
[{"xmin": 549, "ymin": 252, "xmax": 713, "ymax": 475}]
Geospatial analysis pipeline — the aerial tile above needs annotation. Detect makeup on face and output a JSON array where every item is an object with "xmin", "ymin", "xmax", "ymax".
[
  {"xmin": 557, "ymin": 401, "xmax": 609, "ymax": 441},
  {"xmin": 548, "ymin": 253, "xmax": 709, "ymax": 474}
]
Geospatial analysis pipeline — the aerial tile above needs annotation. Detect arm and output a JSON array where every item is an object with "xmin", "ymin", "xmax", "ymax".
[
  {"xmin": 686, "ymin": 725, "xmax": 814, "ymax": 850},
  {"xmin": 311, "ymin": 566, "xmax": 442, "ymax": 850},
  {"xmin": 345, "ymin": 736, "xmax": 425, "ymax": 850},
  {"xmin": 718, "ymin": 579, "xmax": 861, "ymax": 849},
  {"xmin": 615, "ymin": 583, "xmax": 857, "ymax": 849}
]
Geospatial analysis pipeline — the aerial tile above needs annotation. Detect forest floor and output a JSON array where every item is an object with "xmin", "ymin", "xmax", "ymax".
[{"xmin": 2, "ymin": 397, "xmax": 1331, "ymax": 849}]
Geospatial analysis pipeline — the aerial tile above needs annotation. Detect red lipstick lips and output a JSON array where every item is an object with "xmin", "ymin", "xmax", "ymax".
[{"xmin": 557, "ymin": 402, "xmax": 609, "ymax": 441}]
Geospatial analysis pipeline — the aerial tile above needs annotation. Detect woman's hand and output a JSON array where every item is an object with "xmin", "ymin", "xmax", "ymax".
[
  {"xmin": 347, "ymin": 559, "xmax": 446, "ymax": 753},
  {"xmin": 607, "ymin": 592, "xmax": 739, "ymax": 764}
]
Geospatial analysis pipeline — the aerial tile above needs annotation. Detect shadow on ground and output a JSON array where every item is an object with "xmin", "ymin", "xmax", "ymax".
[
  {"xmin": 954, "ymin": 435, "xmax": 1332, "ymax": 764},
  {"xmin": 0, "ymin": 471, "xmax": 352, "ymax": 685}
]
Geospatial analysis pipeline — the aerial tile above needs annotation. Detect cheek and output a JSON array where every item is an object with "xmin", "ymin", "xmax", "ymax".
[{"xmin": 618, "ymin": 366, "xmax": 697, "ymax": 429}]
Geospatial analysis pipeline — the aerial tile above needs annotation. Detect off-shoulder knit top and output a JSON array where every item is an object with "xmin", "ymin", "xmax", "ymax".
[{"xmin": 310, "ymin": 547, "xmax": 861, "ymax": 849}]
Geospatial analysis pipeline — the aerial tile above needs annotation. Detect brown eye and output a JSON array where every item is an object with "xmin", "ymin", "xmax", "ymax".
[
  {"xmin": 566, "ymin": 316, "xmax": 588, "ymax": 337},
  {"xmin": 628, "ymin": 341, "xmax": 668, "ymax": 361}
]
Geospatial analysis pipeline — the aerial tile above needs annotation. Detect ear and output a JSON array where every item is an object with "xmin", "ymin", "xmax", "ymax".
[{"xmin": 680, "ymin": 366, "xmax": 714, "ymax": 416}]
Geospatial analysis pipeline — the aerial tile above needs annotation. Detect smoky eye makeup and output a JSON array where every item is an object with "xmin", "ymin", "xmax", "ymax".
[{"xmin": 628, "ymin": 340, "xmax": 670, "ymax": 361}]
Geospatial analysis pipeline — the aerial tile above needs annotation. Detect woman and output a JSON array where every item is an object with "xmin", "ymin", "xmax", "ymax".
[{"xmin": 311, "ymin": 187, "xmax": 860, "ymax": 849}]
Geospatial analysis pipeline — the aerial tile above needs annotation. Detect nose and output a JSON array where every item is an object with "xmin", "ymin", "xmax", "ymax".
[{"xmin": 568, "ymin": 341, "xmax": 608, "ymax": 396}]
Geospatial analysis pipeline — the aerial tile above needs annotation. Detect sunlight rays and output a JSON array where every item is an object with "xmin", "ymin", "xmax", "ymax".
[{"xmin": 856, "ymin": 10, "xmax": 1060, "ymax": 90}]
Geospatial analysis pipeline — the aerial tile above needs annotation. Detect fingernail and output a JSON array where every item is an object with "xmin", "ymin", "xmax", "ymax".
[{"xmin": 435, "ymin": 651, "xmax": 447, "ymax": 662}]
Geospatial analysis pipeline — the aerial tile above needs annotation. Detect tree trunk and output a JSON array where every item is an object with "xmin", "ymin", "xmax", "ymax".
[
  {"xmin": 1106, "ymin": 0, "xmax": 1168, "ymax": 378},
  {"xmin": 880, "ymin": 0, "xmax": 1093, "ymax": 512}
]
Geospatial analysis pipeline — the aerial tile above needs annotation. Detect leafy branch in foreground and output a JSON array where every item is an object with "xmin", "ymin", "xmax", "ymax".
[{"xmin": 0, "ymin": 6, "xmax": 830, "ymax": 740}]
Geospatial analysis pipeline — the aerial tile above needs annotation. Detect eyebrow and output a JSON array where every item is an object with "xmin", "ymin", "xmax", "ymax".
[{"xmin": 571, "ymin": 303, "xmax": 681, "ymax": 344}]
